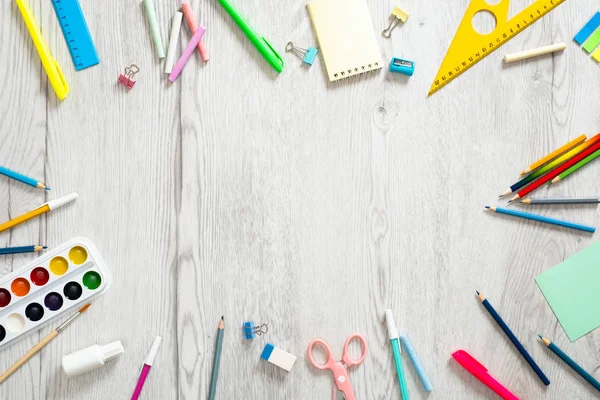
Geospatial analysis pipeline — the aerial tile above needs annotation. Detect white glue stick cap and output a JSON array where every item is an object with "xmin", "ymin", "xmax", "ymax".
[
  {"xmin": 62, "ymin": 341, "xmax": 124, "ymax": 377},
  {"xmin": 384, "ymin": 309, "xmax": 399, "ymax": 340}
]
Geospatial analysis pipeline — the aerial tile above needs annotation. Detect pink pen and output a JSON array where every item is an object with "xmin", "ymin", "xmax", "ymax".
[
  {"xmin": 168, "ymin": 24, "xmax": 206, "ymax": 82},
  {"xmin": 181, "ymin": 3, "xmax": 209, "ymax": 61},
  {"xmin": 452, "ymin": 350, "xmax": 519, "ymax": 400},
  {"xmin": 131, "ymin": 336, "xmax": 162, "ymax": 400}
]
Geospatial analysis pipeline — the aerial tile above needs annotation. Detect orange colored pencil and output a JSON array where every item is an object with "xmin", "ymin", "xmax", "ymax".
[{"xmin": 521, "ymin": 134, "xmax": 587, "ymax": 175}]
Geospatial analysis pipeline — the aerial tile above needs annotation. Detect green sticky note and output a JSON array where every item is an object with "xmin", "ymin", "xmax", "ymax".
[
  {"xmin": 583, "ymin": 28, "xmax": 600, "ymax": 53},
  {"xmin": 536, "ymin": 242, "xmax": 600, "ymax": 341}
]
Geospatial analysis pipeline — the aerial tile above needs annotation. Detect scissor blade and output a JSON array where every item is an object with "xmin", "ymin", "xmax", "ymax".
[{"xmin": 335, "ymin": 389, "xmax": 346, "ymax": 400}]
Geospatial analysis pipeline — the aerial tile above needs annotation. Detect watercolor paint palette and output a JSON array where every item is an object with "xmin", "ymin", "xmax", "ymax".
[{"xmin": 0, "ymin": 237, "xmax": 111, "ymax": 349}]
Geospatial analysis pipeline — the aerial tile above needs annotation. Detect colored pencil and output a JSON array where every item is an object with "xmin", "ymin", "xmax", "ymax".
[
  {"xmin": 539, "ymin": 335, "xmax": 600, "ymax": 391},
  {"xmin": 0, "ymin": 193, "xmax": 78, "ymax": 234},
  {"xmin": 521, "ymin": 134, "xmax": 586, "ymax": 175},
  {"xmin": 209, "ymin": 317, "xmax": 224, "ymax": 400},
  {"xmin": 0, "ymin": 245, "xmax": 47, "ymax": 255},
  {"xmin": 551, "ymin": 149, "xmax": 600, "ymax": 184},
  {"xmin": 0, "ymin": 304, "xmax": 90, "ymax": 384},
  {"xmin": 485, "ymin": 206, "xmax": 595, "ymax": 233},
  {"xmin": 476, "ymin": 292, "xmax": 549, "ymax": 385},
  {"xmin": 0, "ymin": 165, "xmax": 49, "ymax": 190},
  {"xmin": 509, "ymin": 140, "xmax": 600, "ymax": 202},
  {"xmin": 500, "ymin": 134, "xmax": 600, "ymax": 197},
  {"xmin": 520, "ymin": 198, "xmax": 600, "ymax": 205}
]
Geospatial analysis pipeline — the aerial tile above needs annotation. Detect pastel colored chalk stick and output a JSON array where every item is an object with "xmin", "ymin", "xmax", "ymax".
[
  {"xmin": 168, "ymin": 24, "xmax": 206, "ymax": 82},
  {"xmin": 143, "ymin": 0, "xmax": 165, "ymax": 58},
  {"xmin": 181, "ymin": 3, "xmax": 209, "ymax": 62}
]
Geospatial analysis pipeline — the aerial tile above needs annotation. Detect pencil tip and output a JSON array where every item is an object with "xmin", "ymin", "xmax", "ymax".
[
  {"xmin": 42, "ymin": 246, "xmax": 48, "ymax": 249},
  {"xmin": 475, "ymin": 290, "xmax": 480, "ymax": 295},
  {"xmin": 45, "ymin": 187, "xmax": 51, "ymax": 191},
  {"xmin": 538, "ymin": 334, "xmax": 543, "ymax": 339},
  {"xmin": 221, "ymin": 316, "xmax": 224, "ymax": 321},
  {"xmin": 484, "ymin": 206, "xmax": 490, "ymax": 209}
]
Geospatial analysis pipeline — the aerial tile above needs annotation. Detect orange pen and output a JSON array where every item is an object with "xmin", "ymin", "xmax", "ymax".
[{"xmin": 0, "ymin": 193, "xmax": 78, "ymax": 233}]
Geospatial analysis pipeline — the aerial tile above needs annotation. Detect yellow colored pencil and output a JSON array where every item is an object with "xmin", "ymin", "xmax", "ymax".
[
  {"xmin": 521, "ymin": 134, "xmax": 587, "ymax": 175},
  {"xmin": 0, "ymin": 193, "xmax": 78, "ymax": 233}
]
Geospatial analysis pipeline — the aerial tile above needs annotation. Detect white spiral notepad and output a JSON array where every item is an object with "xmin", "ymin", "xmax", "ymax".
[{"xmin": 307, "ymin": 0, "xmax": 383, "ymax": 82}]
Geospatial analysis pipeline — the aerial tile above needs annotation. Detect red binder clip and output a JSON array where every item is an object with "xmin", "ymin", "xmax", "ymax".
[{"xmin": 118, "ymin": 64, "xmax": 139, "ymax": 90}]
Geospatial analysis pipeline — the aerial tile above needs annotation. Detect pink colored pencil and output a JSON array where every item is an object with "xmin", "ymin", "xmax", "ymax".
[
  {"xmin": 181, "ymin": 3, "xmax": 209, "ymax": 62},
  {"xmin": 168, "ymin": 24, "xmax": 206, "ymax": 82},
  {"xmin": 131, "ymin": 336, "xmax": 162, "ymax": 400}
]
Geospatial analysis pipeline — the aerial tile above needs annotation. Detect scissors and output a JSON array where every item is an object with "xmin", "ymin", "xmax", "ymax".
[{"xmin": 307, "ymin": 333, "xmax": 368, "ymax": 400}]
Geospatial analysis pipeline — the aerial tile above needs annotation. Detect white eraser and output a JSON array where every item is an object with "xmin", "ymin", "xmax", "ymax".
[{"xmin": 261, "ymin": 343, "xmax": 297, "ymax": 372}]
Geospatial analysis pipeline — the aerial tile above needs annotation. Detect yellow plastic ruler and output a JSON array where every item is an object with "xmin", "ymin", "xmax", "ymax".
[{"xmin": 428, "ymin": 0, "xmax": 566, "ymax": 96}]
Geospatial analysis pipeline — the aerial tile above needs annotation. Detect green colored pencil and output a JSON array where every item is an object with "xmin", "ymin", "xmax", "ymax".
[
  {"xmin": 208, "ymin": 317, "xmax": 224, "ymax": 400},
  {"xmin": 551, "ymin": 149, "xmax": 600, "ymax": 184}
]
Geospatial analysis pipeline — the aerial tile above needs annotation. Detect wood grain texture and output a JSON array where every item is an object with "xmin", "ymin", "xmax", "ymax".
[{"xmin": 0, "ymin": 0, "xmax": 599, "ymax": 399}]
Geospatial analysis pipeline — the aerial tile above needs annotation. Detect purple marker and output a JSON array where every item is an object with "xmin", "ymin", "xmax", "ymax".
[{"xmin": 168, "ymin": 25, "xmax": 206, "ymax": 82}]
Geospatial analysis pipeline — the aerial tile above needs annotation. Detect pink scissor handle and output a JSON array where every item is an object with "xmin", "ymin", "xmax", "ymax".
[
  {"xmin": 342, "ymin": 333, "xmax": 367, "ymax": 368},
  {"xmin": 308, "ymin": 338, "xmax": 336, "ymax": 370}
]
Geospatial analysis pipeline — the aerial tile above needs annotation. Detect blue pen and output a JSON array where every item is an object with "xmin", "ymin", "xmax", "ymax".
[
  {"xmin": 400, "ymin": 335, "xmax": 433, "ymax": 392},
  {"xmin": 385, "ymin": 309, "xmax": 409, "ymax": 399},
  {"xmin": 0, "ymin": 165, "xmax": 49, "ymax": 190},
  {"xmin": 540, "ymin": 335, "xmax": 600, "ymax": 391},
  {"xmin": 485, "ymin": 206, "xmax": 595, "ymax": 233}
]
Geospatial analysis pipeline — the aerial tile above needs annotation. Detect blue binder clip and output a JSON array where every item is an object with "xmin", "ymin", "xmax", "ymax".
[
  {"xmin": 389, "ymin": 57, "xmax": 415, "ymax": 76},
  {"xmin": 286, "ymin": 42, "xmax": 319, "ymax": 65},
  {"xmin": 243, "ymin": 321, "xmax": 268, "ymax": 339}
]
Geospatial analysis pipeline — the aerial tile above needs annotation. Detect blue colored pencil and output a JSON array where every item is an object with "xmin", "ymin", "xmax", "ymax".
[
  {"xmin": 539, "ymin": 335, "xmax": 600, "ymax": 391},
  {"xmin": 477, "ymin": 292, "xmax": 550, "ymax": 385},
  {"xmin": 0, "ymin": 245, "xmax": 47, "ymax": 255},
  {"xmin": 0, "ymin": 165, "xmax": 49, "ymax": 190},
  {"xmin": 485, "ymin": 206, "xmax": 595, "ymax": 233}
]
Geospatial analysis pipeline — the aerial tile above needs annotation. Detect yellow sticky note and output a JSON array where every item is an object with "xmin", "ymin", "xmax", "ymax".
[{"xmin": 592, "ymin": 47, "xmax": 600, "ymax": 62}]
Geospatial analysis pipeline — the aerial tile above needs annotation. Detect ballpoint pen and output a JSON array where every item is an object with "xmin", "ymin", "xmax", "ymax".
[
  {"xmin": 452, "ymin": 350, "xmax": 519, "ymax": 400},
  {"xmin": 217, "ymin": 0, "xmax": 284, "ymax": 73},
  {"xmin": 0, "ymin": 193, "xmax": 78, "ymax": 234},
  {"xmin": 15, "ymin": 0, "xmax": 69, "ymax": 100},
  {"xmin": 385, "ymin": 309, "xmax": 410, "ymax": 399}
]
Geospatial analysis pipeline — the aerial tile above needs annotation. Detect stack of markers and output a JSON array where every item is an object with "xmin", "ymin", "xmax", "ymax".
[{"xmin": 486, "ymin": 133, "xmax": 600, "ymax": 233}]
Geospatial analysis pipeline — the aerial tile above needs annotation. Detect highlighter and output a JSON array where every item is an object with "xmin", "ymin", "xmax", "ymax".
[
  {"xmin": 452, "ymin": 350, "xmax": 519, "ymax": 400},
  {"xmin": 217, "ymin": 0, "xmax": 284, "ymax": 73},
  {"xmin": 16, "ymin": 0, "xmax": 69, "ymax": 100}
]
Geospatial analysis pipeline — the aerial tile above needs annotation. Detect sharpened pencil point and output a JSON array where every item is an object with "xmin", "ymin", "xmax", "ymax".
[
  {"xmin": 476, "ymin": 290, "xmax": 480, "ymax": 295},
  {"xmin": 45, "ymin": 187, "xmax": 51, "ymax": 191},
  {"xmin": 484, "ymin": 206, "xmax": 490, "ymax": 209},
  {"xmin": 42, "ymin": 246, "xmax": 48, "ymax": 249},
  {"xmin": 538, "ymin": 334, "xmax": 543, "ymax": 340}
]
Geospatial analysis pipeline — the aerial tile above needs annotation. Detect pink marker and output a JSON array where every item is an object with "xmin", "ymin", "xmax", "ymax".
[
  {"xmin": 168, "ymin": 25, "xmax": 206, "ymax": 82},
  {"xmin": 181, "ymin": 3, "xmax": 209, "ymax": 62},
  {"xmin": 131, "ymin": 336, "xmax": 162, "ymax": 400},
  {"xmin": 452, "ymin": 350, "xmax": 519, "ymax": 400}
]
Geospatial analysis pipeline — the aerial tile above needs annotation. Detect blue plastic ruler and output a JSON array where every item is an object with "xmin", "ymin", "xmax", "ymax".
[{"xmin": 51, "ymin": 0, "xmax": 99, "ymax": 70}]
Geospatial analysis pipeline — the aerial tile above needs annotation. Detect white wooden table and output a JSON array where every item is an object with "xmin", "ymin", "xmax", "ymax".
[{"xmin": 1, "ymin": 0, "xmax": 599, "ymax": 398}]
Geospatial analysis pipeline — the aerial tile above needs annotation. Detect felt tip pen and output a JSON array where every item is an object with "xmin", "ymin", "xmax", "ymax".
[
  {"xmin": 217, "ymin": 0, "xmax": 284, "ymax": 73},
  {"xmin": 131, "ymin": 336, "xmax": 162, "ymax": 400},
  {"xmin": 16, "ymin": 0, "xmax": 69, "ymax": 100},
  {"xmin": 452, "ymin": 350, "xmax": 519, "ymax": 400},
  {"xmin": 385, "ymin": 309, "xmax": 410, "ymax": 400}
]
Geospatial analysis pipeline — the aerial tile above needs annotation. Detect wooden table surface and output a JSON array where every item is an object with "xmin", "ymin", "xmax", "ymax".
[{"xmin": 1, "ymin": 0, "xmax": 599, "ymax": 398}]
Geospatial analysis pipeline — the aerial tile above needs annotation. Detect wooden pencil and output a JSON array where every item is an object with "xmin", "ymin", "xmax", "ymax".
[
  {"xmin": 0, "ymin": 165, "xmax": 49, "ymax": 190},
  {"xmin": 500, "ymin": 134, "xmax": 600, "ymax": 197},
  {"xmin": 539, "ymin": 335, "xmax": 600, "ymax": 391},
  {"xmin": 550, "ymin": 149, "xmax": 600, "ymax": 184},
  {"xmin": 477, "ymin": 292, "xmax": 549, "ymax": 385},
  {"xmin": 208, "ymin": 317, "xmax": 224, "ymax": 400},
  {"xmin": 0, "ymin": 245, "xmax": 47, "ymax": 255},
  {"xmin": 509, "ymin": 140, "xmax": 600, "ymax": 202},
  {"xmin": 520, "ymin": 134, "xmax": 586, "ymax": 175},
  {"xmin": 485, "ymin": 206, "xmax": 595, "ymax": 233},
  {"xmin": 520, "ymin": 198, "xmax": 600, "ymax": 205}
]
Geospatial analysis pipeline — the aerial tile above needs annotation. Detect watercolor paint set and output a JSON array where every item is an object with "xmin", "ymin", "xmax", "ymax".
[{"xmin": 0, "ymin": 237, "xmax": 111, "ymax": 349}]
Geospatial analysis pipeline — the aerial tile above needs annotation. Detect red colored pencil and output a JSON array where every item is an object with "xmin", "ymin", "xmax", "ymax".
[{"xmin": 510, "ymin": 140, "xmax": 600, "ymax": 202}]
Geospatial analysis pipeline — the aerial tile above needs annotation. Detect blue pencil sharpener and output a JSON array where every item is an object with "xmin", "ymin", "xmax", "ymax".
[{"xmin": 389, "ymin": 57, "xmax": 415, "ymax": 76}]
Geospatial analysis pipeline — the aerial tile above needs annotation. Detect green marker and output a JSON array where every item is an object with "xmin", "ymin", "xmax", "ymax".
[
  {"xmin": 217, "ymin": 0, "xmax": 284, "ymax": 73},
  {"xmin": 385, "ymin": 309, "xmax": 410, "ymax": 400}
]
